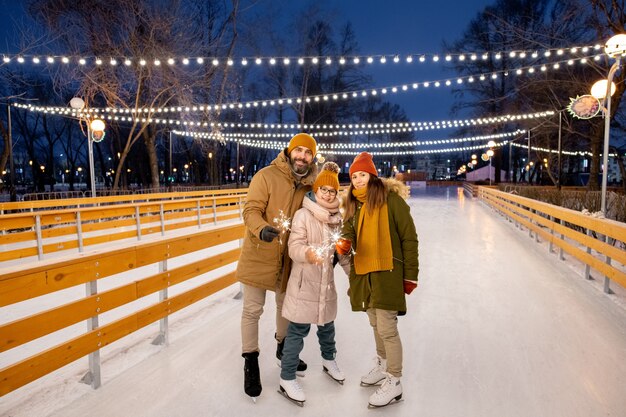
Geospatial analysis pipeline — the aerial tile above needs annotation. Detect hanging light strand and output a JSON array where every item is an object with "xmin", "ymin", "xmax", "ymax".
[
  {"xmin": 173, "ymin": 129, "xmax": 524, "ymax": 151},
  {"xmin": 10, "ymin": 52, "xmax": 597, "ymax": 116},
  {"xmin": 12, "ymin": 103, "xmax": 555, "ymax": 133},
  {"xmin": 0, "ymin": 43, "xmax": 603, "ymax": 69}
]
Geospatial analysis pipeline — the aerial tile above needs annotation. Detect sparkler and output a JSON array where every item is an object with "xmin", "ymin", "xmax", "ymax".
[
  {"xmin": 272, "ymin": 209, "xmax": 291, "ymax": 244},
  {"xmin": 310, "ymin": 226, "xmax": 354, "ymax": 267}
]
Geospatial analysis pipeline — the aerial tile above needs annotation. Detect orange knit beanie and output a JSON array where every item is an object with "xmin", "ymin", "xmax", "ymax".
[
  {"xmin": 313, "ymin": 162, "xmax": 340, "ymax": 191},
  {"xmin": 349, "ymin": 152, "xmax": 378, "ymax": 177},
  {"xmin": 287, "ymin": 133, "xmax": 317, "ymax": 156}
]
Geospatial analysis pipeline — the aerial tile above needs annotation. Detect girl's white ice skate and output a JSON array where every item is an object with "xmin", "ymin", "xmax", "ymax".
[
  {"xmin": 322, "ymin": 359, "xmax": 345, "ymax": 384},
  {"xmin": 278, "ymin": 378, "xmax": 306, "ymax": 407}
]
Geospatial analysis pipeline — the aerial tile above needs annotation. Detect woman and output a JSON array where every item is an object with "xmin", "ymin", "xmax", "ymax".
[
  {"xmin": 279, "ymin": 162, "xmax": 350, "ymax": 406},
  {"xmin": 337, "ymin": 151, "xmax": 419, "ymax": 408}
]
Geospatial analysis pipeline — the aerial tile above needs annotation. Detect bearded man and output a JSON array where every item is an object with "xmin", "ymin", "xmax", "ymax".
[{"xmin": 236, "ymin": 133, "xmax": 318, "ymax": 400}]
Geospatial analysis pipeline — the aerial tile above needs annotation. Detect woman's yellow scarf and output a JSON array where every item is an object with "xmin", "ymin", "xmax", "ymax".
[{"xmin": 352, "ymin": 187, "xmax": 394, "ymax": 274}]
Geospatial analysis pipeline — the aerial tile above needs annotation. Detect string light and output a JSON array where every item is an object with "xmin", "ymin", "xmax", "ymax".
[
  {"xmin": 10, "ymin": 53, "xmax": 596, "ymax": 116},
  {"xmin": 509, "ymin": 142, "xmax": 610, "ymax": 156},
  {"xmin": 0, "ymin": 43, "xmax": 603, "ymax": 70},
  {"xmin": 174, "ymin": 129, "xmax": 524, "ymax": 146},
  {"xmin": 173, "ymin": 129, "xmax": 524, "ymax": 154},
  {"xmin": 13, "ymin": 103, "xmax": 552, "ymax": 137}
]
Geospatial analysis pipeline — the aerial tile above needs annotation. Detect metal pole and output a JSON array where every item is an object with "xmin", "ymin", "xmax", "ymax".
[
  {"xmin": 236, "ymin": 140, "xmax": 240, "ymax": 187},
  {"xmin": 508, "ymin": 141, "xmax": 512, "ymax": 183},
  {"xmin": 527, "ymin": 130, "xmax": 531, "ymax": 183},
  {"xmin": 557, "ymin": 111, "xmax": 562, "ymax": 190},
  {"xmin": 7, "ymin": 103, "xmax": 16, "ymax": 201},
  {"xmin": 87, "ymin": 127, "xmax": 96, "ymax": 197},
  {"xmin": 601, "ymin": 58, "xmax": 621, "ymax": 216},
  {"xmin": 169, "ymin": 129, "xmax": 172, "ymax": 185}
]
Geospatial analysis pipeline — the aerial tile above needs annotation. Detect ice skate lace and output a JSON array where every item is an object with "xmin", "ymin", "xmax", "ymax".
[
  {"xmin": 366, "ymin": 358, "xmax": 383, "ymax": 376},
  {"xmin": 326, "ymin": 360, "xmax": 341, "ymax": 373},
  {"xmin": 374, "ymin": 375, "xmax": 393, "ymax": 395},
  {"xmin": 291, "ymin": 379, "xmax": 304, "ymax": 393}
]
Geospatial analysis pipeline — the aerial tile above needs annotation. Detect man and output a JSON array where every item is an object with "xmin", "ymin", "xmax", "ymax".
[{"xmin": 236, "ymin": 133, "xmax": 318, "ymax": 400}]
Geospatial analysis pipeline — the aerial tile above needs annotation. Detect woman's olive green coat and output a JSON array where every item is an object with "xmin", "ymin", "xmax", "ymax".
[{"xmin": 341, "ymin": 179, "xmax": 419, "ymax": 314}]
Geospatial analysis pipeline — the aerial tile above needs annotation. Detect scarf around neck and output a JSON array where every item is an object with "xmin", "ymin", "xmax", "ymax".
[{"xmin": 351, "ymin": 187, "xmax": 393, "ymax": 274}]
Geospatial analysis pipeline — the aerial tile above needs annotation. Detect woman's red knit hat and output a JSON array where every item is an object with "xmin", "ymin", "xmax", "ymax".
[{"xmin": 349, "ymin": 152, "xmax": 378, "ymax": 177}]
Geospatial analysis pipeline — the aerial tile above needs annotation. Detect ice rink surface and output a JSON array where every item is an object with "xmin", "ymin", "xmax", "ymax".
[{"xmin": 7, "ymin": 186, "xmax": 626, "ymax": 417}]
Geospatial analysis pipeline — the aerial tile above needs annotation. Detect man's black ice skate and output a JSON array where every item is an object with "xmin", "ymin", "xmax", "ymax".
[
  {"xmin": 276, "ymin": 339, "xmax": 307, "ymax": 376},
  {"xmin": 242, "ymin": 352, "xmax": 262, "ymax": 402}
]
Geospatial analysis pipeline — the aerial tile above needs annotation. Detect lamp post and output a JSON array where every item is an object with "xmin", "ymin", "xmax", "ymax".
[
  {"xmin": 592, "ymin": 34, "xmax": 626, "ymax": 216},
  {"xmin": 6, "ymin": 103, "xmax": 16, "ymax": 201},
  {"xmin": 69, "ymin": 98, "xmax": 106, "ymax": 197},
  {"xmin": 486, "ymin": 140, "xmax": 496, "ymax": 186}
]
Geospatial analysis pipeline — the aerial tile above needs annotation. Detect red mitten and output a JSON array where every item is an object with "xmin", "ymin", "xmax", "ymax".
[
  {"xmin": 403, "ymin": 280, "xmax": 417, "ymax": 295},
  {"xmin": 335, "ymin": 238, "xmax": 352, "ymax": 255}
]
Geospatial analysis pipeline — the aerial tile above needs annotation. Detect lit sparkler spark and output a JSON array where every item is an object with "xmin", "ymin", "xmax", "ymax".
[{"xmin": 272, "ymin": 209, "xmax": 291, "ymax": 244}]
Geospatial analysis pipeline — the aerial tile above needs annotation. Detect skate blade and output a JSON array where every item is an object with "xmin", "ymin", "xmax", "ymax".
[
  {"xmin": 368, "ymin": 395, "xmax": 403, "ymax": 409},
  {"xmin": 323, "ymin": 368, "xmax": 345, "ymax": 385},
  {"xmin": 277, "ymin": 388, "xmax": 305, "ymax": 407},
  {"xmin": 360, "ymin": 380, "xmax": 383, "ymax": 387}
]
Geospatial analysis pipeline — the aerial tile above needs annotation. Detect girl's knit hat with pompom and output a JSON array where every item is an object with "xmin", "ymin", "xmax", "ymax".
[{"xmin": 313, "ymin": 162, "xmax": 340, "ymax": 192}]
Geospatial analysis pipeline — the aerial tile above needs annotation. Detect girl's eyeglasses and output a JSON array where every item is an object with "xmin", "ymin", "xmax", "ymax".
[{"xmin": 319, "ymin": 187, "xmax": 337, "ymax": 196}]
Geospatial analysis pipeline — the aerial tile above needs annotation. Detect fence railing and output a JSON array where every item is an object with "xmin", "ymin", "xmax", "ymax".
[
  {"xmin": 0, "ymin": 222, "xmax": 245, "ymax": 396},
  {"xmin": 0, "ymin": 189, "xmax": 248, "ymax": 264},
  {"xmin": 0, "ymin": 188, "xmax": 247, "ymax": 213},
  {"xmin": 478, "ymin": 186, "xmax": 626, "ymax": 293}
]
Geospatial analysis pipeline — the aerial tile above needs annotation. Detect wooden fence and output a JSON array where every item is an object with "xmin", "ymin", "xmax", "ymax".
[
  {"xmin": 0, "ymin": 189, "xmax": 247, "ymax": 264},
  {"xmin": 0, "ymin": 223, "xmax": 245, "ymax": 396},
  {"xmin": 478, "ymin": 186, "xmax": 626, "ymax": 292}
]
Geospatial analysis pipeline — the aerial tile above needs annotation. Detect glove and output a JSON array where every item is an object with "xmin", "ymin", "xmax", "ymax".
[
  {"xmin": 403, "ymin": 280, "xmax": 417, "ymax": 295},
  {"xmin": 305, "ymin": 247, "xmax": 323, "ymax": 265},
  {"xmin": 335, "ymin": 238, "xmax": 352, "ymax": 255},
  {"xmin": 260, "ymin": 226, "xmax": 280, "ymax": 242}
]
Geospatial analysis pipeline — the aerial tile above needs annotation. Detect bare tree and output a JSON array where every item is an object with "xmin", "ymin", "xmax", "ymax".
[
  {"xmin": 27, "ymin": 0, "xmax": 240, "ymax": 189},
  {"xmin": 448, "ymin": 0, "xmax": 626, "ymax": 189}
]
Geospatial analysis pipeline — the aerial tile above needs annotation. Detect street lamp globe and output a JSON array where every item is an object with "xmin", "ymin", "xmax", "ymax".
[
  {"xmin": 69, "ymin": 97, "xmax": 85, "ymax": 109},
  {"xmin": 604, "ymin": 34, "xmax": 626, "ymax": 58},
  {"xmin": 89, "ymin": 119, "xmax": 106, "ymax": 143},
  {"xmin": 487, "ymin": 149, "xmax": 495, "ymax": 157},
  {"xmin": 487, "ymin": 140, "xmax": 496, "ymax": 148},
  {"xmin": 590, "ymin": 79, "xmax": 616, "ymax": 99},
  {"xmin": 90, "ymin": 118, "xmax": 105, "ymax": 132}
]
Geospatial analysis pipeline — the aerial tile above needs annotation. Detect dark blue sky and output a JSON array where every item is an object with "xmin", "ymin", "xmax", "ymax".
[
  {"xmin": 0, "ymin": 0, "xmax": 494, "ymax": 125},
  {"xmin": 325, "ymin": 0, "xmax": 493, "ymax": 122}
]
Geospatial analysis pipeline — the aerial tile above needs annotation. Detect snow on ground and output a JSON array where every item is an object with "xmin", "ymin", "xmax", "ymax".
[{"xmin": 3, "ymin": 186, "xmax": 626, "ymax": 417}]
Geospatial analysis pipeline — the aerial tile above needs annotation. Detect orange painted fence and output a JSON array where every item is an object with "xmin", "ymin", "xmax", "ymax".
[
  {"xmin": 478, "ymin": 186, "xmax": 626, "ymax": 293},
  {"xmin": 0, "ymin": 223, "xmax": 245, "ymax": 396},
  {"xmin": 0, "ymin": 189, "xmax": 248, "ymax": 264}
]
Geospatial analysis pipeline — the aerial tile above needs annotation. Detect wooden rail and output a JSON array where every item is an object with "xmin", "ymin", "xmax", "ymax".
[
  {"xmin": 478, "ymin": 187, "xmax": 626, "ymax": 291},
  {"xmin": 0, "ymin": 190, "xmax": 247, "ymax": 264},
  {"xmin": 463, "ymin": 182, "xmax": 479, "ymax": 198},
  {"xmin": 0, "ymin": 223, "xmax": 245, "ymax": 396},
  {"xmin": 0, "ymin": 188, "xmax": 248, "ymax": 213}
]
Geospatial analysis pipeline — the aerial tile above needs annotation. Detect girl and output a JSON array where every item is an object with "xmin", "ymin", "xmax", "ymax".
[
  {"xmin": 337, "ymin": 151, "xmax": 419, "ymax": 408},
  {"xmin": 279, "ymin": 162, "xmax": 350, "ymax": 406}
]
